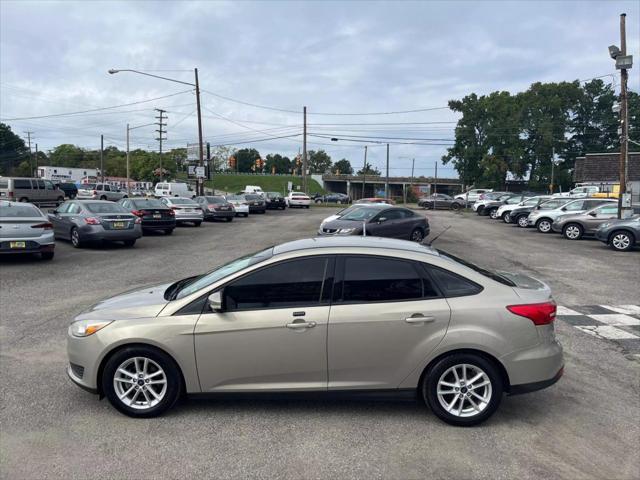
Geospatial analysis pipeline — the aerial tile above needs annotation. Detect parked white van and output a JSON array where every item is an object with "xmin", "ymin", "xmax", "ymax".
[
  {"xmin": 243, "ymin": 185, "xmax": 264, "ymax": 195},
  {"xmin": 155, "ymin": 182, "xmax": 195, "ymax": 198}
]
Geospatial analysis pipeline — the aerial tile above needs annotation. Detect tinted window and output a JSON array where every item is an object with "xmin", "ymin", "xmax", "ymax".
[
  {"xmin": 44, "ymin": 180, "xmax": 54, "ymax": 190},
  {"xmin": 14, "ymin": 179, "xmax": 31, "ymax": 189},
  {"xmin": 35, "ymin": 180, "xmax": 45, "ymax": 189},
  {"xmin": 428, "ymin": 267, "xmax": 482, "ymax": 297},
  {"xmin": 378, "ymin": 209, "xmax": 403, "ymax": 221},
  {"xmin": 585, "ymin": 200, "xmax": 609, "ymax": 209},
  {"xmin": 0, "ymin": 203, "xmax": 41, "ymax": 218},
  {"xmin": 0, "ymin": 179, "xmax": 8, "ymax": 189},
  {"xmin": 133, "ymin": 199, "xmax": 164, "ymax": 208},
  {"xmin": 340, "ymin": 257, "xmax": 431, "ymax": 303},
  {"xmin": 205, "ymin": 196, "xmax": 225, "ymax": 204},
  {"xmin": 224, "ymin": 257, "xmax": 329, "ymax": 310},
  {"xmin": 564, "ymin": 200, "xmax": 585, "ymax": 211},
  {"xmin": 84, "ymin": 203, "xmax": 128, "ymax": 214}
]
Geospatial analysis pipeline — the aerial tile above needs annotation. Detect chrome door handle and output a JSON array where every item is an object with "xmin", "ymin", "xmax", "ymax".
[
  {"xmin": 286, "ymin": 320, "xmax": 317, "ymax": 329},
  {"xmin": 404, "ymin": 314, "xmax": 435, "ymax": 324}
]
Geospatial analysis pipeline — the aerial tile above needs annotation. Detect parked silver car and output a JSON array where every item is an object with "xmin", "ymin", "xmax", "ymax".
[
  {"xmin": 77, "ymin": 183, "xmax": 128, "ymax": 201},
  {"xmin": 551, "ymin": 204, "xmax": 620, "ymax": 240},
  {"xmin": 0, "ymin": 200, "xmax": 55, "ymax": 260},
  {"xmin": 159, "ymin": 197, "xmax": 203, "ymax": 226},
  {"xmin": 67, "ymin": 236, "xmax": 563, "ymax": 426},
  {"xmin": 48, "ymin": 200, "xmax": 142, "ymax": 248},
  {"xmin": 0, "ymin": 176, "xmax": 65, "ymax": 206},
  {"xmin": 527, "ymin": 198, "xmax": 614, "ymax": 233}
]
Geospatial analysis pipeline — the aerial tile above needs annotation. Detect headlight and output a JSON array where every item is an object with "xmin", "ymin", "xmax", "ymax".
[
  {"xmin": 69, "ymin": 319, "xmax": 113, "ymax": 337},
  {"xmin": 337, "ymin": 228, "xmax": 356, "ymax": 234}
]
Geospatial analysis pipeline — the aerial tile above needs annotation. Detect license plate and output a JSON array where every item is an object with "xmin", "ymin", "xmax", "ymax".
[
  {"xmin": 112, "ymin": 221, "xmax": 126, "ymax": 229},
  {"xmin": 153, "ymin": 214, "xmax": 161, "ymax": 219},
  {"xmin": 10, "ymin": 241, "xmax": 26, "ymax": 249}
]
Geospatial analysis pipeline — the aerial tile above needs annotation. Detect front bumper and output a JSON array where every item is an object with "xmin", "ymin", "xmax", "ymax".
[
  {"xmin": 248, "ymin": 204, "xmax": 266, "ymax": 213},
  {"xmin": 266, "ymin": 201, "xmax": 286, "ymax": 209}
]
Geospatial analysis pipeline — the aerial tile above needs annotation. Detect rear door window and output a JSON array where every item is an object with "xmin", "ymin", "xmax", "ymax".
[
  {"xmin": 428, "ymin": 267, "xmax": 482, "ymax": 297},
  {"xmin": 564, "ymin": 200, "xmax": 585, "ymax": 211},
  {"xmin": 14, "ymin": 179, "xmax": 32, "ymax": 189}
]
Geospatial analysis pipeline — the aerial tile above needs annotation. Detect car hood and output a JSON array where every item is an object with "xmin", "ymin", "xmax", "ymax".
[
  {"xmin": 322, "ymin": 218, "xmax": 364, "ymax": 230},
  {"xmin": 75, "ymin": 282, "xmax": 172, "ymax": 322}
]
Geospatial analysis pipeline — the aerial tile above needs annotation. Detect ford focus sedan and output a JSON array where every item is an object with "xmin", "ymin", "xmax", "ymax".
[{"xmin": 67, "ymin": 236, "xmax": 563, "ymax": 426}]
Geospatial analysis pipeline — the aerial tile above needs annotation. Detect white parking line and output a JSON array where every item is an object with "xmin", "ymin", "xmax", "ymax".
[
  {"xmin": 575, "ymin": 325, "xmax": 640, "ymax": 340},
  {"xmin": 556, "ymin": 306, "xmax": 582, "ymax": 316},
  {"xmin": 601, "ymin": 305, "xmax": 640, "ymax": 315},
  {"xmin": 590, "ymin": 314, "xmax": 640, "ymax": 326}
]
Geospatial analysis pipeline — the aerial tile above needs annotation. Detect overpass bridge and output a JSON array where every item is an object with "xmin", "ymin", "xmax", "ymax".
[{"xmin": 320, "ymin": 174, "xmax": 462, "ymax": 200}]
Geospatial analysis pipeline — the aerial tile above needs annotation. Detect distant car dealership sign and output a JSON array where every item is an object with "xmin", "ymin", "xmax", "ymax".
[{"xmin": 195, "ymin": 166, "xmax": 206, "ymax": 178}]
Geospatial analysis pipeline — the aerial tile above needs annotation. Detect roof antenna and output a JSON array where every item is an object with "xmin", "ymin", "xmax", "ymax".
[{"xmin": 426, "ymin": 225, "xmax": 451, "ymax": 247}]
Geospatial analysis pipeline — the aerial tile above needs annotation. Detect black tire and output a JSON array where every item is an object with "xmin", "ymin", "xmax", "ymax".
[
  {"xmin": 164, "ymin": 229, "xmax": 174, "ymax": 235},
  {"xmin": 194, "ymin": 221, "xmax": 201, "ymax": 227},
  {"xmin": 476, "ymin": 206, "xmax": 485, "ymax": 215},
  {"xmin": 315, "ymin": 199, "xmax": 322, "ymax": 204},
  {"xmin": 101, "ymin": 345, "xmax": 182, "ymax": 418},
  {"xmin": 41, "ymin": 251, "xmax": 54, "ymax": 260},
  {"xmin": 70, "ymin": 227, "xmax": 83, "ymax": 248},
  {"xmin": 502, "ymin": 212, "xmax": 512, "ymax": 223},
  {"xmin": 488, "ymin": 208, "xmax": 498, "ymax": 219},
  {"xmin": 123, "ymin": 239, "xmax": 136, "ymax": 247},
  {"xmin": 562, "ymin": 223, "xmax": 583, "ymax": 240},
  {"xmin": 536, "ymin": 218, "xmax": 553, "ymax": 233},
  {"xmin": 18, "ymin": 197, "xmax": 29, "ymax": 203},
  {"xmin": 244, "ymin": 213, "xmax": 249, "ymax": 217},
  {"xmin": 410, "ymin": 228, "xmax": 425, "ymax": 243},
  {"xmin": 226, "ymin": 217, "xmax": 233, "ymax": 222},
  {"xmin": 450, "ymin": 203, "xmax": 461, "ymax": 211},
  {"xmin": 100, "ymin": 195, "xmax": 107, "ymax": 201},
  {"xmin": 516, "ymin": 215, "xmax": 529, "ymax": 228},
  {"xmin": 280, "ymin": 206, "xmax": 285, "ymax": 210},
  {"xmin": 609, "ymin": 230, "xmax": 635, "ymax": 251},
  {"xmin": 69, "ymin": 193, "xmax": 77, "ymax": 199},
  {"xmin": 422, "ymin": 353, "xmax": 503, "ymax": 427},
  {"xmin": 305, "ymin": 205, "xmax": 310, "ymax": 209}
]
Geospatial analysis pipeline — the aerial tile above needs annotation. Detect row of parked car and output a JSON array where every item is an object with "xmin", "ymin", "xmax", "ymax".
[
  {"xmin": 0, "ymin": 187, "xmax": 314, "ymax": 260},
  {"xmin": 470, "ymin": 191, "xmax": 639, "ymax": 251}
]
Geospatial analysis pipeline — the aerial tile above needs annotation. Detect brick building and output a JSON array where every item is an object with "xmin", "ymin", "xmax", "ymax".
[{"xmin": 574, "ymin": 152, "xmax": 639, "ymax": 209}]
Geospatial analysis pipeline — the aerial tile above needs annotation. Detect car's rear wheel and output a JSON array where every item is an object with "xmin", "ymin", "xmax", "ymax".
[
  {"xmin": 450, "ymin": 203, "xmax": 461, "ymax": 211},
  {"xmin": 536, "ymin": 218, "xmax": 552, "ymax": 233},
  {"xmin": 41, "ymin": 251, "xmax": 54, "ymax": 260},
  {"xmin": 100, "ymin": 195, "xmax": 107, "ymax": 200},
  {"xmin": 70, "ymin": 227, "xmax": 82, "ymax": 248},
  {"xmin": 488, "ymin": 208, "xmax": 499, "ymax": 219},
  {"xmin": 164, "ymin": 229, "xmax": 174, "ymax": 235},
  {"xmin": 410, "ymin": 228, "xmax": 425, "ymax": 243},
  {"xmin": 18, "ymin": 197, "xmax": 29, "ymax": 203},
  {"xmin": 123, "ymin": 239, "xmax": 136, "ymax": 247},
  {"xmin": 502, "ymin": 212, "xmax": 512, "ymax": 223},
  {"xmin": 516, "ymin": 215, "xmax": 529, "ymax": 228},
  {"xmin": 102, "ymin": 346, "xmax": 182, "ymax": 418},
  {"xmin": 422, "ymin": 353, "xmax": 503, "ymax": 426},
  {"xmin": 226, "ymin": 217, "xmax": 233, "ymax": 222},
  {"xmin": 194, "ymin": 221, "xmax": 201, "ymax": 227},
  {"xmin": 609, "ymin": 230, "xmax": 635, "ymax": 251},
  {"xmin": 563, "ymin": 223, "xmax": 583, "ymax": 240}
]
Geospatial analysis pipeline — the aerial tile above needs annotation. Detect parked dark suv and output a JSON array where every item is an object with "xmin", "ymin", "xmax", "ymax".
[
  {"xmin": 264, "ymin": 192, "xmax": 287, "ymax": 210},
  {"xmin": 55, "ymin": 182, "xmax": 78, "ymax": 199}
]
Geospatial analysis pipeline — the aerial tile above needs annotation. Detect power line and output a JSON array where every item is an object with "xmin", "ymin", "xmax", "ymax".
[{"xmin": 0, "ymin": 90, "xmax": 193, "ymax": 121}]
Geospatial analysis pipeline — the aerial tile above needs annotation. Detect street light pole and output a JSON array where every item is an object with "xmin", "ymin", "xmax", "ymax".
[{"xmin": 619, "ymin": 13, "xmax": 629, "ymax": 219}]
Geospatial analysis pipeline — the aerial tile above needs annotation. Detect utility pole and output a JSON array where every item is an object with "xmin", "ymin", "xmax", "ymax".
[
  {"xmin": 24, "ymin": 131, "xmax": 34, "ymax": 175},
  {"xmin": 303, "ymin": 106, "xmax": 308, "ymax": 193},
  {"xmin": 434, "ymin": 161, "xmax": 438, "ymax": 195},
  {"xmin": 100, "ymin": 134, "xmax": 104, "ymax": 183},
  {"xmin": 207, "ymin": 142, "xmax": 212, "ymax": 192},
  {"xmin": 155, "ymin": 109, "xmax": 167, "ymax": 183},
  {"xmin": 410, "ymin": 158, "xmax": 415, "ymax": 203},
  {"xmin": 34, "ymin": 144, "xmax": 39, "ymax": 175},
  {"xmin": 194, "ymin": 67, "xmax": 205, "ymax": 196},
  {"xmin": 385, "ymin": 143, "xmax": 389, "ymax": 199},
  {"xmin": 618, "ymin": 13, "xmax": 629, "ymax": 219},
  {"xmin": 126, "ymin": 124, "xmax": 131, "ymax": 195},
  {"xmin": 362, "ymin": 145, "xmax": 367, "ymax": 199}
]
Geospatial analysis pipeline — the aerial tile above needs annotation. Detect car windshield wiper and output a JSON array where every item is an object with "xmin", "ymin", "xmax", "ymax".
[{"xmin": 165, "ymin": 275, "xmax": 201, "ymax": 301}]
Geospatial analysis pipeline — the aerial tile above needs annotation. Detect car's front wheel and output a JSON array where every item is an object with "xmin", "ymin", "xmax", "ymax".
[
  {"xmin": 410, "ymin": 228, "xmax": 425, "ymax": 243},
  {"xmin": 488, "ymin": 208, "xmax": 499, "ymax": 219},
  {"xmin": 422, "ymin": 353, "xmax": 503, "ymax": 426},
  {"xmin": 516, "ymin": 215, "xmax": 529, "ymax": 228},
  {"xmin": 503, "ymin": 212, "xmax": 512, "ymax": 223},
  {"xmin": 563, "ymin": 223, "xmax": 583, "ymax": 240},
  {"xmin": 102, "ymin": 346, "xmax": 182, "ymax": 418},
  {"xmin": 609, "ymin": 230, "xmax": 635, "ymax": 251},
  {"xmin": 536, "ymin": 218, "xmax": 552, "ymax": 233}
]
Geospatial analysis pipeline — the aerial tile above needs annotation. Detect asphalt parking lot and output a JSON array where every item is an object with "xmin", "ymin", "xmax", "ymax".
[{"xmin": 1, "ymin": 206, "xmax": 638, "ymax": 479}]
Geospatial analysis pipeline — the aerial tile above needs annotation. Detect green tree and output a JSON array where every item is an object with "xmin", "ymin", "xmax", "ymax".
[
  {"xmin": 0, "ymin": 123, "xmax": 28, "ymax": 175},
  {"xmin": 15, "ymin": 160, "xmax": 32, "ymax": 177},
  {"xmin": 234, "ymin": 148, "xmax": 261, "ymax": 173},
  {"xmin": 332, "ymin": 158, "xmax": 353, "ymax": 175},
  {"xmin": 265, "ymin": 153, "xmax": 292, "ymax": 174},
  {"xmin": 357, "ymin": 162, "xmax": 381, "ymax": 176},
  {"xmin": 307, "ymin": 150, "xmax": 332, "ymax": 174},
  {"xmin": 49, "ymin": 144, "xmax": 86, "ymax": 168}
]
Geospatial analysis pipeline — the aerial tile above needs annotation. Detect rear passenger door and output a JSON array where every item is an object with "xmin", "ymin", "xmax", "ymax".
[{"xmin": 327, "ymin": 255, "xmax": 450, "ymax": 390}]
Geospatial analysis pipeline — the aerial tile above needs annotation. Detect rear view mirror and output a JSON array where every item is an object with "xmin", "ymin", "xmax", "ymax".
[
  {"xmin": 588, "ymin": 211, "xmax": 597, "ymax": 217},
  {"xmin": 208, "ymin": 291, "xmax": 223, "ymax": 312}
]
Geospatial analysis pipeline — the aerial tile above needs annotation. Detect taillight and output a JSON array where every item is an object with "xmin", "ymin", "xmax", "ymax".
[
  {"xmin": 8, "ymin": 191, "xmax": 14, "ymax": 199},
  {"xmin": 131, "ymin": 210, "xmax": 144, "ymax": 217},
  {"xmin": 208, "ymin": 205, "xmax": 216, "ymax": 211},
  {"xmin": 168, "ymin": 209, "xmax": 175, "ymax": 216},
  {"xmin": 84, "ymin": 217, "xmax": 101, "ymax": 225},
  {"xmin": 507, "ymin": 301, "xmax": 556, "ymax": 326},
  {"xmin": 31, "ymin": 222, "xmax": 53, "ymax": 230},
  {"xmin": 134, "ymin": 217, "xmax": 142, "ymax": 224}
]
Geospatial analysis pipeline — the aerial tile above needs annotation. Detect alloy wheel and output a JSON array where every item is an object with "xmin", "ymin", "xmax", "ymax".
[
  {"xmin": 113, "ymin": 357, "xmax": 167, "ymax": 410},
  {"xmin": 504, "ymin": 213, "xmax": 511, "ymax": 223},
  {"xmin": 564, "ymin": 224, "xmax": 582, "ymax": 240},
  {"xmin": 517, "ymin": 216, "xmax": 528, "ymax": 228},
  {"xmin": 611, "ymin": 233, "xmax": 631, "ymax": 251},
  {"xmin": 410, "ymin": 229, "xmax": 424, "ymax": 243},
  {"xmin": 538, "ymin": 220, "xmax": 551, "ymax": 233},
  {"xmin": 436, "ymin": 364, "xmax": 492, "ymax": 418},
  {"xmin": 489, "ymin": 209, "xmax": 498, "ymax": 219},
  {"xmin": 71, "ymin": 228, "xmax": 80, "ymax": 247}
]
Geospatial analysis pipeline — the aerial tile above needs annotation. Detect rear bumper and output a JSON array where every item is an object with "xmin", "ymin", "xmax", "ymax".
[
  {"xmin": 248, "ymin": 205, "xmax": 266, "ymax": 213},
  {"xmin": 80, "ymin": 225, "xmax": 142, "ymax": 241},
  {"xmin": 0, "ymin": 232, "xmax": 55, "ymax": 254},
  {"xmin": 0, "ymin": 241, "xmax": 55, "ymax": 254},
  {"xmin": 142, "ymin": 219, "xmax": 176, "ymax": 229},
  {"xmin": 266, "ymin": 202, "xmax": 286, "ymax": 209},
  {"xmin": 502, "ymin": 337, "xmax": 564, "ymax": 390},
  {"xmin": 509, "ymin": 366, "xmax": 564, "ymax": 395},
  {"xmin": 204, "ymin": 210, "xmax": 234, "ymax": 219}
]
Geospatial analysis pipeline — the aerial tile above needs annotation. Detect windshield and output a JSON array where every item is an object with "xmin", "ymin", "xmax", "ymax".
[
  {"xmin": 266, "ymin": 192, "xmax": 280, "ymax": 198},
  {"xmin": 132, "ymin": 199, "xmax": 164, "ymax": 208},
  {"xmin": 437, "ymin": 250, "xmax": 516, "ymax": 287},
  {"xmin": 227, "ymin": 195, "xmax": 244, "ymax": 201},
  {"xmin": 205, "ymin": 196, "xmax": 225, "ymax": 204},
  {"xmin": 171, "ymin": 247, "xmax": 274, "ymax": 300},
  {"xmin": 80, "ymin": 184, "xmax": 96, "ymax": 190},
  {"xmin": 341, "ymin": 207, "xmax": 381, "ymax": 221},
  {"xmin": 85, "ymin": 202, "xmax": 128, "ymax": 214}
]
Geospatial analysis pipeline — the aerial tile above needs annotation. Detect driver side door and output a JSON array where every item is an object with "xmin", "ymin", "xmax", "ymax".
[{"xmin": 194, "ymin": 256, "xmax": 334, "ymax": 392}]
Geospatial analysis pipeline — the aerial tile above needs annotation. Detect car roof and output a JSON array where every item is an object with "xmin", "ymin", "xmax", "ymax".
[{"xmin": 273, "ymin": 236, "xmax": 440, "ymax": 257}]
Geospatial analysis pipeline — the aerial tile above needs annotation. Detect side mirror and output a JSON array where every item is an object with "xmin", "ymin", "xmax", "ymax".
[
  {"xmin": 377, "ymin": 217, "xmax": 387, "ymax": 224},
  {"xmin": 208, "ymin": 291, "xmax": 223, "ymax": 312},
  {"xmin": 561, "ymin": 207, "xmax": 567, "ymax": 211},
  {"xmin": 588, "ymin": 211, "xmax": 597, "ymax": 217},
  {"xmin": 51, "ymin": 209, "xmax": 59, "ymax": 215}
]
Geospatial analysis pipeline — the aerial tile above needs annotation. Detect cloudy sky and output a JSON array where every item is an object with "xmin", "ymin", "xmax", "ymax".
[{"xmin": 1, "ymin": 0, "xmax": 638, "ymax": 177}]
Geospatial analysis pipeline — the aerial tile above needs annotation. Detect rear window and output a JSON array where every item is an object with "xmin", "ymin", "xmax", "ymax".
[
  {"xmin": 0, "ymin": 203, "xmax": 42, "ymax": 218},
  {"xmin": 171, "ymin": 198, "xmax": 197, "ymax": 205},
  {"xmin": 132, "ymin": 199, "xmax": 164, "ymax": 208},
  {"xmin": 14, "ymin": 179, "xmax": 32, "ymax": 189},
  {"xmin": 205, "ymin": 197, "xmax": 225, "ymax": 203},
  {"xmin": 84, "ymin": 203, "xmax": 128, "ymax": 214},
  {"xmin": 81, "ymin": 184, "xmax": 96, "ymax": 190},
  {"xmin": 245, "ymin": 194, "xmax": 260, "ymax": 200},
  {"xmin": 436, "ymin": 250, "xmax": 515, "ymax": 287}
]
